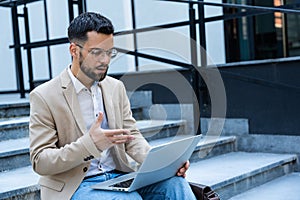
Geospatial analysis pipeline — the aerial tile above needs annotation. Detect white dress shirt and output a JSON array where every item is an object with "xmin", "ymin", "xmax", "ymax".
[{"xmin": 67, "ymin": 67, "xmax": 116, "ymax": 177}]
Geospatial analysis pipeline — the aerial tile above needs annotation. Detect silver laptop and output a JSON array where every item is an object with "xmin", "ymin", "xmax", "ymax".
[{"xmin": 91, "ymin": 135, "xmax": 202, "ymax": 192}]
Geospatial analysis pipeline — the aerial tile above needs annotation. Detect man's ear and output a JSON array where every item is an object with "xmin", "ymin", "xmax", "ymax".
[{"xmin": 69, "ymin": 43, "xmax": 78, "ymax": 57}]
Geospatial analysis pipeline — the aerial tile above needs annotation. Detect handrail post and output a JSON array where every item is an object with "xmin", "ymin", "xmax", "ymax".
[
  {"xmin": 43, "ymin": 0, "xmax": 53, "ymax": 80},
  {"xmin": 198, "ymin": 0, "xmax": 207, "ymax": 67},
  {"xmin": 131, "ymin": 0, "xmax": 139, "ymax": 71},
  {"xmin": 24, "ymin": 5, "xmax": 34, "ymax": 91},
  {"xmin": 189, "ymin": 3, "xmax": 201, "ymax": 135},
  {"xmin": 197, "ymin": 0, "xmax": 208, "ymax": 135},
  {"xmin": 68, "ymin": 0, "xmax": 74, "ymax": 23},
  {"xmin": 77, "ymin": 0, "xmax": 87, "ymax": 14},
  {"xmin": 11, "ymin": 4, "xmax": 25, "ymax": 98}
]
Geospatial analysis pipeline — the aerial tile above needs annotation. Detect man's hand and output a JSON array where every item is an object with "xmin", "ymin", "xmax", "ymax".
[
  {"xmin": 177, "ymin": 160, "xmax": 190, "ymax": 178},
  {"xmin": 89, "ymin": 112, "xmax": 135, "ymax": 150}
]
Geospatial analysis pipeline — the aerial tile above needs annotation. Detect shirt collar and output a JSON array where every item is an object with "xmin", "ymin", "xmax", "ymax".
[{"xmin": 67, "ymin": 66, "xmax": 99, "ymax": 94}]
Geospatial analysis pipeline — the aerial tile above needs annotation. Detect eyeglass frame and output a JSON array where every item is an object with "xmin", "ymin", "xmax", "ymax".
[{"xmin": 75, "ymin": 43, "xmax": 118, "ymax": 59}]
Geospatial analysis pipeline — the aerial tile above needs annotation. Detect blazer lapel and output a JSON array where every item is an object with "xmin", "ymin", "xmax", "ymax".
[
  {"xmin": 99, "ymin": 79, "xmax": 116, "ymax": 129},
  {"xmin": 60, "ymin": 69, "xmax": 87, "ymax": 136}
]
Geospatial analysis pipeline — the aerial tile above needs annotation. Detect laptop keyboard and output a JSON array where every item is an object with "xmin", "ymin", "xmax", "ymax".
[{"xmin": 110, "ymin": 178, "xmax": 134, "ymax": 188}]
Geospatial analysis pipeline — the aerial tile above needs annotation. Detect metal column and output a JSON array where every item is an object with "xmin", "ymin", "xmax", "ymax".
[
  {"xmin": 189, "ymin": 3, "xmax": 201, "ymax": 135},
  {"xmin": 11, "ymin": 4, "xmax": 26, "ymax": 98}
]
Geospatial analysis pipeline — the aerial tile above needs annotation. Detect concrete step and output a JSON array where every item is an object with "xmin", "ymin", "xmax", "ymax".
[
  {"xmin": 191, "ymin": 135, "xmax": 237, "ymax": 161},
  {"xmin": 1, "ymin": 118, "xmax": 184, "ymax": 143},
  {"xmin": 186, "ymin": 152, "xmax": 297, "ymax": 200},
  {"xmin": 0, "ymin": 91, "xmax": 152, "ymax": 120},
  {"xmin": 0, "ymin": 119, "xmax": 186, "ymax": 171},
  {"xmin": 0, "ymin": 166, "xmax": 40, "ymax": 200},
  {"xmin": 0, "ymin": 117, "xmax": 29, "ymax": 142},
  {"xmin": 137, "ymin": 119, "xmax": 186, "ymax": 141},
  {"xmin": 0, "ymin": 135, "xmax": 235, "ymax": 200},
  {"xmin": 0, "ymin": 138, "xmax": 30, "ymax": 172},
  {"xmin": 0, "ymin": 118, "xmax": 185, "ymax": 142},
  {"xmin": 127, "ymin": 91, "xmax": 152, "ymax": 110},
  {"xmin": 0, "ymin": 101, "xmax": 30, "ymax": 119},
  {"xmin": 127, "ymin": 91, "xmax": 152, "ymax": 121},
  {"xmin": 0, "ymin": 91, "xmax": 154, "ymax": 142},
  {"xmin": 228, "ymin": 173, "xmax": 300, "ymax": 200},
  {"xmin": 149, "ymin": 135, "xmax": 237, "ymax": 162}
]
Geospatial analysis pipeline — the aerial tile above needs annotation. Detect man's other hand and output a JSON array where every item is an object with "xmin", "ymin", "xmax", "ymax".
[
  {"xmin": 177, "ymin": 160, "xmax": 190, "ymax": 178},
  {"xmin": 89, "ymin": 112, "xmax": 135, "ymax": 150}
]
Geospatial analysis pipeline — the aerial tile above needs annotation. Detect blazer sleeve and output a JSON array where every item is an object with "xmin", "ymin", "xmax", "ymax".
[
  {"xmin": 118, "ymin": 82, "xmax": 151, "ymax": 164},
  {"xmin": 29, "ymin": 90, "xmax": 101, "ymax": 176}
]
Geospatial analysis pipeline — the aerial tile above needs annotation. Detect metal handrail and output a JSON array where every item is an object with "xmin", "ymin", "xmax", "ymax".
[
  {"xmin": 1, "ymin": 0, "xmax": 300, "ymax": 133},
  {"xmin": 160, "ymin": 0, "xmax": 300, "ymax": 14}
]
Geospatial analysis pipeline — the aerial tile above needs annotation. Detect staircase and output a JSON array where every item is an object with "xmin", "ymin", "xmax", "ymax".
[{"xmin": 0, "ymin": 92, "xmax": 299, "ymax": 200}]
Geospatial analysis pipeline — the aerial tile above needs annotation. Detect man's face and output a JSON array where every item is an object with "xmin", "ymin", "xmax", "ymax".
[{"xmin": 77, "ymin": 31, "xmax": 114, "ymax": 82}]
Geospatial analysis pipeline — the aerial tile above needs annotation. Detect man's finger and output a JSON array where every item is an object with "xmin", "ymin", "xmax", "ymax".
[
  {"xmin": 113, "ymin": 134, "xmax": 135, "ymax": 140},
  {"xmin": 109, "ymin": 134, "xmax": 135, "ymax": 143},
  {"xmin": 185, "ymin": 160, "xmax": 190, "ymax": 169},
  {"xmin": 104, "ymin": 129, "xmax": 130, "ymax": 136},
  {"xmin": 89, "ymin": 112, "xmax": 103, "ymax": 131},
  {"xmin": 177, "ymin": 171, "xmax": 185, "ymax": 177},
  {"xmin": 180, "ymin": 167, "xmax": 186, "ymax": 174},
  {"xmin": 112, "ymin": 138, "xmax": 128, "ymax": 144},
  {"xmin": 95, "ymin": 112, "xmax": 103, "ymax": 125}
]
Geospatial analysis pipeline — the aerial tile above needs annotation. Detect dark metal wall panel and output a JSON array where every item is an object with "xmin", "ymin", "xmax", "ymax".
[{"xmin": 218, "ymin": 59, "xmax": 300, "ymax": 135}]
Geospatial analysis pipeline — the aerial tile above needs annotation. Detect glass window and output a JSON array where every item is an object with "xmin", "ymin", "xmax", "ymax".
[{"xmin": 222, "ymin": 0, "xmax": 300, "ymax": 62}]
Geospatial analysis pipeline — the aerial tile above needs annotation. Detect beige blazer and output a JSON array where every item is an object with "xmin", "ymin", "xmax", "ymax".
[{"xmin": 29, "ymin": 68, "xmax": 150, "ymax": 200}]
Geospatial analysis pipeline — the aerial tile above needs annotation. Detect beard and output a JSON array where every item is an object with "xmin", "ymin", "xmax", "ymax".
[{"xmin": 79, "ymin": 54, "xmax": 109, "ymax": 82}]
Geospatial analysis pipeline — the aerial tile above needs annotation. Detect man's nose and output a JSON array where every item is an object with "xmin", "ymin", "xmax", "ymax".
[{"xmin": 96, "ymin": 53, "xmax": 111, "ymax": 63}]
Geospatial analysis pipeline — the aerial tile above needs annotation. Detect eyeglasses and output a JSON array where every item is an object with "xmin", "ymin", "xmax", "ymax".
[{"xmin": 75, "ymin": 44, "xmax": 118, "ymax": 59}]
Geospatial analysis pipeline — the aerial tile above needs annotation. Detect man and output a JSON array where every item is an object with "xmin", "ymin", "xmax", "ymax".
[{"xmin": 29, "ymin": 12, "xmax": 196, "ymax": 200}]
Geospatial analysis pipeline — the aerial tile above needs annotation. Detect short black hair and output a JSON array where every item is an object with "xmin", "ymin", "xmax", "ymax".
[{"xmin": 67, "ymin": 12, "xmax": 114, "ymax": 43}]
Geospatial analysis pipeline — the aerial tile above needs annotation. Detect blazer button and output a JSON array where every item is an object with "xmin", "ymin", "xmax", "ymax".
[
  {"xmin": 89, "ymin": 155, "xmax": 94, "ymax": 159},
  {"xmin": 83, "ymin": 167, "xmax": 88, "ymax": 172},
  {"xmin": 84, "ymin": 157, "xmax": 88, "ymax": 161}
]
